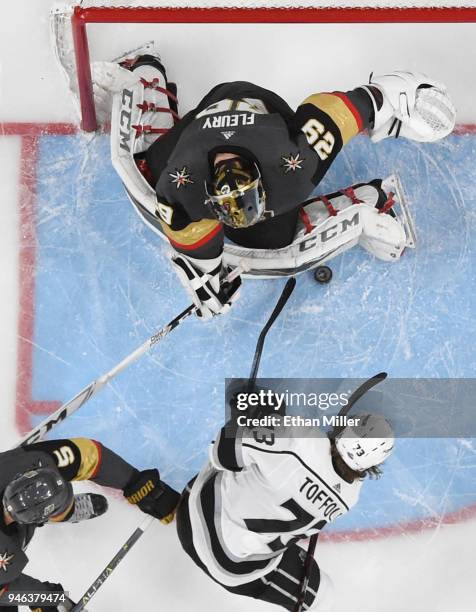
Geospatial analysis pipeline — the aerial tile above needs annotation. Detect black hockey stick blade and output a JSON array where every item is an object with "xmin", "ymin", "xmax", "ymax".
[
  {"xmin": 342, "ymin": 371, "xmax": 388, "ymax": 417},
  {"xmin": 330, "ymin": 371, "xmax": 388, "ymax": 439},
  {"xmin": 247, "ymin": 277, "xmax": 296, "ymax": 391}
]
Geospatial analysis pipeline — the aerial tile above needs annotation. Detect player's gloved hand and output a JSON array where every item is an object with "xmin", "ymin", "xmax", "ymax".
[
  {"xmin": 123, "ymin": 469, "xmax": 180, "ymax": 524},
  {"xmin": 364, "ymin": 70, "xmax": 456, "ymax": 142},
  {"xmin": 171, "ymin": 253, "xmax": 241, "ymax": 320}
]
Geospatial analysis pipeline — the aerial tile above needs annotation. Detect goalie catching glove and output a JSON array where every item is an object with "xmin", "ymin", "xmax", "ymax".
[
  {"xmin": 363, "ymin": 70, "xmax": 456, "ymax": 142},
  {"xmin": 124, "ymin": 469, "xmax": 180, "ymax": 524},
  {"xmin": 172, "ymin": 253, "xmax": 242, "ymax": 320}
]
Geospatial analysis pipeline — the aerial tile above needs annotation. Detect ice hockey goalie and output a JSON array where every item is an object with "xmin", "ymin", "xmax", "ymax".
[{"xmin": 91, "ymin": 55, "xmax": 455, "ymax": 318}]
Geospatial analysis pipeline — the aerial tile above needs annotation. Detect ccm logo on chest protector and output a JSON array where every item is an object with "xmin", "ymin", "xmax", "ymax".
[
  {"xmin": 119, "ymin": 89, "xmax": 134, "ymax": 153},
  {"xmin": 202, "ymin": 113, "xmax": 255, "ymax": 129},
  {"xmin": 300, "ymin": 212, "xmax": 360, "ymax": 252}
]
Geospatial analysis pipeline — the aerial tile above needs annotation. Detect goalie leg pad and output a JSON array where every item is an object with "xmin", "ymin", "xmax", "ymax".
[
  {"xmin": 298, "ymin": 180, "xmax": 386, "ymax": 234},
  {"xmin": 124, "ymin": 54, "xmax": 178, "ymax": 152},
  {"xmin": 111, "ymin": 80, "xmax": 159, "ymax": 217},
  {"xmin": 110, "ymin": 54, "xmax": 179, "ymax": 223}
]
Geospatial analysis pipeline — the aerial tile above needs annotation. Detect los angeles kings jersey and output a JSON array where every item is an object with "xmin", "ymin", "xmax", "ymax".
[{"xmin": 186, "ymin": 425, "xmax": 362, "ymax": 587}]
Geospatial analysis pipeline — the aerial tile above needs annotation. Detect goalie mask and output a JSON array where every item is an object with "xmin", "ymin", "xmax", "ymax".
[{"xmin": 205, "ymin": 157, "xmax": 267, "ymax": 229}]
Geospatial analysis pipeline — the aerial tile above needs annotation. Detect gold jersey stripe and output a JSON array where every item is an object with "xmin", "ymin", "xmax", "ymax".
[
  {"xmin": 159, "ymin": 217, "xmax": 222, "ymax": 248},
  {"xmin": 302, "ymin": 93, "xmax": 360, "ymax": 145},
  {"xmin": 70, "ymin": 438, "xmax": 101, "ymax": 481}
]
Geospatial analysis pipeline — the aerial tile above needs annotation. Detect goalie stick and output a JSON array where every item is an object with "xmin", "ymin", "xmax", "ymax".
[
  {"xmin": 293, "ymin": 371, "xmax": 388, "ymax": 612},
  {"xmin": 16, "ymin": 265, "xmax": 244, "ymax": 448}
]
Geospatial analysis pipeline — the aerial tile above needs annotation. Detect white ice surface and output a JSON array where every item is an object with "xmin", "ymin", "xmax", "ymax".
[{"xmin": 1, "ymin": 2, "xmax": 476, "ymax": 611}]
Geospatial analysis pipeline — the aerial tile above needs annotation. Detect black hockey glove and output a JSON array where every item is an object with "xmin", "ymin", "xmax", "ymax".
[{"xmin": 123, "ymin": 469, "xmax": 180, "ymax": 524}]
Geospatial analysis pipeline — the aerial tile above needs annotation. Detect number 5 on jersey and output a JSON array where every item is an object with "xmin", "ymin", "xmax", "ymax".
[
  {"xmin": 302, "ymin": 118, "xmax": 335, "ymax": 160},
  {"xmin": 53, "ymin": 446, "xmax": 75, "ymax": 468}
]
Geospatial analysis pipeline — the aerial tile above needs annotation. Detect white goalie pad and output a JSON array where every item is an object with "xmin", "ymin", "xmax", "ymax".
[
  {"xmin": 110, "ymin": 59, "xmax": 176, "ymax": 218},
  {"xmin": 110, "ymin": 80, "xmax": 159, "ymax": 216},
  {"xmin": 50, "ymin": 4, "xmax": 159, "ymax": 127},
  {"xmin": 135, "ymin": 175, "xmax": 415, "ymax": 280},
  {"xmin": 223, "ymin": 176, "xmax": 416, "ymax": 278}
]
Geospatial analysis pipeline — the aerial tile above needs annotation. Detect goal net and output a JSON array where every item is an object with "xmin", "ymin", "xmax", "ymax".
[{"xmin": 50, "ymin": 1, "xmax": 476, "ymax": 131}]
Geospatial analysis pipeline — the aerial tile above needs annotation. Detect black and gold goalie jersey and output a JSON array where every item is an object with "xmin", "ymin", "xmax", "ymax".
[{"xmin": 143, "ymin": 81, "xmax": 374, "ymax": 259}]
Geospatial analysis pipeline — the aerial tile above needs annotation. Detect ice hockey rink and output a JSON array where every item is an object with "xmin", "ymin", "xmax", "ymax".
[{"xmin": 1, "ymin": 0, "xmax": 476, "ymax": 610}]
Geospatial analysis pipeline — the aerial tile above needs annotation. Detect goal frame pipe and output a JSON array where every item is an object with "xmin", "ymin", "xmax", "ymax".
[{"xmin": 71, "ymin": 5, "xmax": 476, "ymax": 132}]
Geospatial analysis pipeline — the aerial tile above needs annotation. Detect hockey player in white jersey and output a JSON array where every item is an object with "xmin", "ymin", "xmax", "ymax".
[
  {"xmin": 174, "ymin": 410, "xmax": 394, "ymax": 611},
  {"xmin": 90, "ymin": 54, "xmax": 455, "ymax": 319}
]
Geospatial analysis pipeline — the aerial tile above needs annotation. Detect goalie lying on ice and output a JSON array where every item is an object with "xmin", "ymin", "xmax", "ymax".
[{"xmin": 92, "ymin": 54, "xmax": 456, "ymax": 319}]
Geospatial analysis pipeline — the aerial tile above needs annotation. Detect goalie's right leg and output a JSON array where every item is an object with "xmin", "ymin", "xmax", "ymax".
[
  {"xmin": 120, "ymin": 53, "xmax": 179, "ymax": 153},
  {"xmin": 109, "ymin": 52, "xmax": 179, "ymax": 230}
]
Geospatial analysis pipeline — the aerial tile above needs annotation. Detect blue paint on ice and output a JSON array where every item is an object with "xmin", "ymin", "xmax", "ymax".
[{"xmin": 29, "ymin": 132, "xmax": 476, "ymax": 533}]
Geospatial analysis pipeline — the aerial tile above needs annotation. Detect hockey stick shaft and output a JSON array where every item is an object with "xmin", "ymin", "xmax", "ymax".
[
  {"xmin": 71, "ymin": 516, "xmax": 155, "ymax": 612},
  {"xmin": 17, "ymin": 266, "xmax": 244, "ymax": 447},
  {"xmin": 293, "ymin": 532, "xmax": 318, "ymax": 612},
  {"xmin": 247, "ymin": 277, "xmax": 296, "ymax": 391},
  {"xmin": 16, "ymin": 305, "xmax": 194, "ymax": 447}
]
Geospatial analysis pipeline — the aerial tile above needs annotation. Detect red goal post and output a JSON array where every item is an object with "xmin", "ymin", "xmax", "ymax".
[{"xmin": 54, "ymin": 3, "xmax": 476, "ymax": 131}]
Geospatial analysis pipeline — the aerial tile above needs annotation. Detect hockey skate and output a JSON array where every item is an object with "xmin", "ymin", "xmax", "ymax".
[{"xmin": 68, "ymin": 493, "xmax": 108, "ymax": 523}]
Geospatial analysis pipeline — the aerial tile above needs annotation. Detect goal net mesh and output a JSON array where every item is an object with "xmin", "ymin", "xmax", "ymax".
[
  {"xmin": 68, "ymin": 1, "xmax": 475, "ymax": 7},
  {"xmin": 50, "ymin": 1, "xmax": 474, "ymax": 130}
]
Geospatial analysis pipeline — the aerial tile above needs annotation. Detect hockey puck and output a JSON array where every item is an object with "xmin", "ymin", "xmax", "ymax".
[{"xmin": 314, "ymin": 266, "xmax": 333, "ymax": 284}]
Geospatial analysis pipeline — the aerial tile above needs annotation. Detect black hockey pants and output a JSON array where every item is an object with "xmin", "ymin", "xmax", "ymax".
[{"xmin": 176, "ymin": 487, "xmax": 321, "ymax": 611}]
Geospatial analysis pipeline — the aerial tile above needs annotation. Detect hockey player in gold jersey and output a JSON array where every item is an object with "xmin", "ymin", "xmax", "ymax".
[{"xmin": 0, "ymin": 438, "xmax": 179, "ymax": 612}]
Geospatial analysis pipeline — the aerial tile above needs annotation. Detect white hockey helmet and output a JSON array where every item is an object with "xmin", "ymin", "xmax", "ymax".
[{"xmin": 335, "ymin": 414, "xmax": 394, "ymax": 471}]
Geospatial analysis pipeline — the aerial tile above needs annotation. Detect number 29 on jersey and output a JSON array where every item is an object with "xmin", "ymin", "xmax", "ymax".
[{"xmin": 302, "ymin": 118, "xmax": 335, "ymax": 161}]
